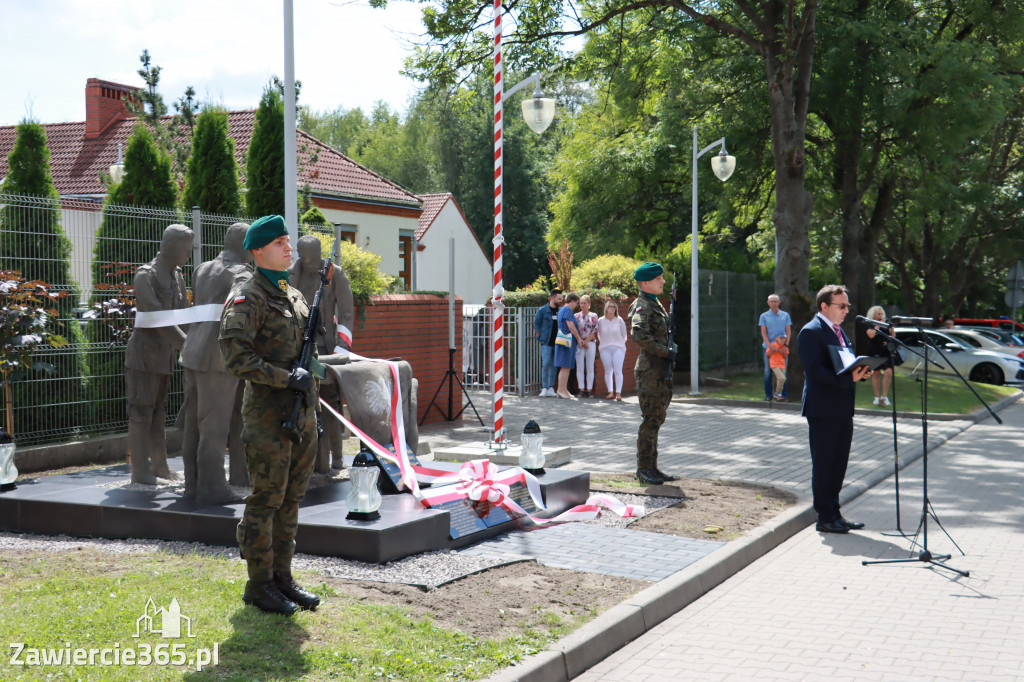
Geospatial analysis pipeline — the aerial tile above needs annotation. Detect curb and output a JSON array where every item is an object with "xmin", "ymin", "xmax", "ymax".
[
  {"xmin": 486, "ymin": 392, "xmax": 1019, "ymax": 682},
  {"xmin": 677, "ymin": 389, "xmax": 1022, "ymax": 422}
]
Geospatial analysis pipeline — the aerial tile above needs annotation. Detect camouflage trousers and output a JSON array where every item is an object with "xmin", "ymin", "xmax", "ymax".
[
  {"xmin": 237, "ymin": 398, "xmax": 317, "ymax": 583},
  {"xmin": 636, "ymin": 367, "xmax": 672, "ymax": 470}
]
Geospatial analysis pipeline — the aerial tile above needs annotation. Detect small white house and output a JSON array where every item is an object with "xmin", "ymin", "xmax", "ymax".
[{"xmin": 414, "ymin": 193, "xmax": 491, "ymax": 305}]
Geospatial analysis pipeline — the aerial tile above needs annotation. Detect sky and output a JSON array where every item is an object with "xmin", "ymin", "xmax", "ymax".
[{"xmin": 0, "ymin": 0, "xmax": 431, "ymax": 126}]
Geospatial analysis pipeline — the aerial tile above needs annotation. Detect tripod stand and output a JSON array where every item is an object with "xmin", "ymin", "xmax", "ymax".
[
  {"xmin": 419, "ymin": 347, "xmax": 484, "ymax": 426},
  {"xmin": 863, "ymin": 325, "xmax": 997, "ymax": 577}
]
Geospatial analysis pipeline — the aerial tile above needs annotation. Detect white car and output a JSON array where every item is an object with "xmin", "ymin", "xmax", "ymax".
[
  {"xmin": 943, "ymin": 328, "xmax": 1024, "ymax": 359},
  {"xmin": 894, "ymin": 328, "xmax": 1024, "ymax": 385}
]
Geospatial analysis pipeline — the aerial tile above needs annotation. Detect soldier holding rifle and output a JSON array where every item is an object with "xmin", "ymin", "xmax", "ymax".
[
  {"xmin": 219, "ymin": 215, "xmax": 323, "ymax": 615},
  {"xmin": 628, "ymin": 262, "xmax": 677, "ymax": 486}
]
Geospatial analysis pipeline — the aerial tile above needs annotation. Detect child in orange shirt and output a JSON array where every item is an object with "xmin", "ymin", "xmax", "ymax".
[{"xmin": 766, "ymin": 334, "xmax": 789, "ymax": 401}]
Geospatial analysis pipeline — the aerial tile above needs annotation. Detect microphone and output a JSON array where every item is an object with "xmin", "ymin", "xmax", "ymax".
[
  {"xmin": 890, "ymin": 315, "xmax": 934, "ymax": 326},
  {"xmin": 855, "ymin": 315, "xmax": 891, "ymax": 329}
]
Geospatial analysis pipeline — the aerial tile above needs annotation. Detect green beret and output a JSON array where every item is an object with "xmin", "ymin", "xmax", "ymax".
[
  {"xmin": 243, "ymin": 215, "xmax": 288, "ymax": 250},
  {"xmin": 633, "ymin": 261, "xmax": 664, "ymax": 282}
]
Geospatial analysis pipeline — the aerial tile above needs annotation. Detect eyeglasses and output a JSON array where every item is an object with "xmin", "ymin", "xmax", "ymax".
[{"xmin": 829, "ymin": 303, "xmax": 851, "ymax": 310}]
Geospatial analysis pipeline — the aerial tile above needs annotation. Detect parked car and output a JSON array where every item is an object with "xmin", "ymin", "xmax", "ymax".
[
  {"xmin": 953, "ymin": 317, "xmax": 1024, "ymax": 333},
  {"xmin": 959, "ymin": 326, "xmax": 1024, "ymax": 348},
  {"xmin": 943, "ymin": 328, "xmax": 1024, "ymax": 359},
  {"xmin": 894, "ymin": 327, "xmax": 1024, "ymax": 385}
]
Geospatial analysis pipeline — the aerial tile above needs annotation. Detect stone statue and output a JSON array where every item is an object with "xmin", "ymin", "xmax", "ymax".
[
  {"xmin": 288, "ymin": 235, "xmax": 355, "ymax": 471},
  {"xmin": 322, "ymin": 359, "xmax": 419, "ymax": 456},
  {"xmin": 179, "ymin": 222, "xmax": 252, "ymax": 503},
  {"xmin": 126, "ymin": 224, "xmax": 193, "ymax": 484}
]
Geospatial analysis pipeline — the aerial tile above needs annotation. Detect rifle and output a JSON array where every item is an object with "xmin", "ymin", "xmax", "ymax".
[
  {"xmin": 665, "ymin": 272, "xmax": 677, "ymax": 385},
  {"xmin": 282, "ymin": 256, "xmax": 333, "ymax": 444}
]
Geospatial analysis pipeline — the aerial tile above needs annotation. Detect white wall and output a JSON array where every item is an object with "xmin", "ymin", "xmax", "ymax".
[
  {"xmin": 417, "ymin": 200, "xmax": 491, "ymax": 305},
  {"xmin": 316, "ymin": 205, "xmax": 419, "ymax": 279}
]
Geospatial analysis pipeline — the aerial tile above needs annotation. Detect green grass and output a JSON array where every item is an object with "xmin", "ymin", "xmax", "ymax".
[
  {"xmin": 0, "ymin": 549, "xmax": 567, "ymax": 681},
  {"xmin": 698, "ymin": 370, "xmax": 1019, "ymax": 415}
]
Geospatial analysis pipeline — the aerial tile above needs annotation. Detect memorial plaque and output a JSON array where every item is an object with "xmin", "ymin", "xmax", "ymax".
[
  {"xmin": 507, "ymin": 480, "xmax": 541, "ymax": 514},
  {"xmin": 373, "ymin": 444, "xmax": 429, "ymax": 494},
  {"xmin": 429, "ymin": 496, "xmax": 489, "ymax": 539}
]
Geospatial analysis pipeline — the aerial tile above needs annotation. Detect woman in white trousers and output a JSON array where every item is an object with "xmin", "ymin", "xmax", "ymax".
[
  {"xmin": 597, "ymin": 299, "xmax": 628, "ymax": 400},
  {"xmin": 574, "ymin": 295, "xmax": 599, "ymax": 397}
]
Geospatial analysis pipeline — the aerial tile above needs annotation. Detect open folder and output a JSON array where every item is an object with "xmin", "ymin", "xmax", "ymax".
[{"xmin": 828, "ymin": 346, "xmax": 890, "ymax": 376}]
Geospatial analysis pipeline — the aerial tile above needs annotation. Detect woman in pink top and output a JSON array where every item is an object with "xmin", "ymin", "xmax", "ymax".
[
  {"xmin": 597, "ymin": 299, "xmax": 628, "ymax": 400},
  {"xmin": 574, "ymin": 295, "xmax": 599, "ymax": 397}
]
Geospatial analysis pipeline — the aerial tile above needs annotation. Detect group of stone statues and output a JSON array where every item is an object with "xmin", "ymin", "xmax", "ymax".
[{"xmin": 124, "ymin": 224, "xmax": 419, "ymax": 502}]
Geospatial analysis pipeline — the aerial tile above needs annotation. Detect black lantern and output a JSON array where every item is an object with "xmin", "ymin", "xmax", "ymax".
[
  {"xmin": 0, "ymin": 427, "xmax": 16, "ymax": 492},
  {"xmin": 346, "ymin": 445, "xmax": 382, "ymax": 521}
]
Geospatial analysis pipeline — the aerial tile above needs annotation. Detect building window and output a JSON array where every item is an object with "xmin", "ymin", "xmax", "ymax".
[
  {"xmin": 398, "ymin": 233, "xmax": 414, "ymax": 291},
  {"xmin": 336, "ymin": 223, "xmax": 356, "ymax": 243}
]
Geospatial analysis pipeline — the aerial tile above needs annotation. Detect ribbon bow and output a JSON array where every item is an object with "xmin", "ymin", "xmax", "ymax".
[{"xmin": 456, "ymin": 459, "xmax": 510, "ymax": 506}]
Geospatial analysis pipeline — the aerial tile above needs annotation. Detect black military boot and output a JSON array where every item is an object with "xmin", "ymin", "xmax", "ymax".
[
  {"xmin": 242, "ymin": 579, "xmax": 299, "ymax": 616},
  {"xmin": 635, "ymin": 468, "xmax": 665, "ymax": 485},
  {"xmin": 273, "ymin": 572, "xmax": 321, "ymax": 611},
  {"xmin": 654, "ymin": 468, "xmax": 678, "ymax": 482}
]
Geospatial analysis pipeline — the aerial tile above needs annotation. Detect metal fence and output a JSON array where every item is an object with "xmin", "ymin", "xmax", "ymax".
[
  {"xmin": 462, "ymin": 305, "xmax": 544, "ymax": 396},
  {"xmin": 692, "ymin": 270, "xmax": 776, "ymax": 372},
  {"xmin": 0, "ymin": 192, "xmax": 252, "ymax": 446}
]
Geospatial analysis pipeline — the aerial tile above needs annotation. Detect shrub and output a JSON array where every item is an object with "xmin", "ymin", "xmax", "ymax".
[{"xmin": 570, "ymin": 254, "xmax": 643, "ymax": 292}]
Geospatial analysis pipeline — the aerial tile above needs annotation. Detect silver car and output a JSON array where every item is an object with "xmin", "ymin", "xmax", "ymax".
[
  {"xmin": 943, "ymin": 328, "xmax": 1024, "ymax": 359},
  {"xmin": 894, "ymin": 328, "xmax": 1024, "ymax": 385}
]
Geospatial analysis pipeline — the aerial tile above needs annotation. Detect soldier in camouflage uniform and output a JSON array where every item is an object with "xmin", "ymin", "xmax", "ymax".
[
  {"xmin": 627, "ymin": 261, "xmax": 678, "ymax": 486},
  {"xmin": 219, "ymin": 215, "xmax": 322, "ymax": 616}
]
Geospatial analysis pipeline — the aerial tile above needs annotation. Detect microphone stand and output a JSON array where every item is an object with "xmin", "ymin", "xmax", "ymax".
[{"xmin": 863, "ymin": 323, "xmax": 983, "ymax": 577}]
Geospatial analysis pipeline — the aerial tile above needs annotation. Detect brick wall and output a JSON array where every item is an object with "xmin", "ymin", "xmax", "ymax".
[{"xmin": 355, "ymin": 294, "xmax": 462, "ymax": 425}]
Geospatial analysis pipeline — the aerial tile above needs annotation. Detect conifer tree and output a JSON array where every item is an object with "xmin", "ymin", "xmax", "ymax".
[
  {"xmin": 245, "ymin": 84, "xmax": 285, "ymax": 217},
  {"xmin": 0, "ymin": 121, "xmax": 89, "ymax": 437},
  {"xmin": 92, "ymin": 123, "xmax": 179, "ymax": 282},
  {"xmin": 183, "ymin": 108, "xmax": 242, "ymax": 260}
]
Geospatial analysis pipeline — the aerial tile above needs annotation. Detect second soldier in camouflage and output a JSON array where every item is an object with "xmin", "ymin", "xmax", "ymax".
[{"xmin": 628, "ymin": 262, "xmax": 678, "ymax": 486}]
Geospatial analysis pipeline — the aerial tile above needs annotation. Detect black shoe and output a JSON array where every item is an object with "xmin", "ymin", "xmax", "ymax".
[
  {"xmin": 242, "ymin": 579, "xmax": 299, "ymax": 615},
  {"xmin": 654, "ymin": 468, "xmax": 678, "ymax": 482},
  {"xmin": 273, "ymin": 572, "xmax": 321, "ymax": 611},
  {"xmin": 635, "ymin": 468, "xmax": 665, "ymax": 485},
  {"xmin": 815, "ymin": 520, "xmax": 850, "ymax": 534},
  {"xmin": 838, "ymin": 517, "xmax": 865, "ymax": 530}
]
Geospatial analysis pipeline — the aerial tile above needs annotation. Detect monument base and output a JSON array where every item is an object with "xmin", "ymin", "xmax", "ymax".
[{"xmin": 0, "ymin": 459, "xmax": 589, "ymax": 564}]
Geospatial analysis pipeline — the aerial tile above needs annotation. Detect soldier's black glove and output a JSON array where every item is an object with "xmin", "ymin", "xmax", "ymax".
[
  {"xmin": 666, "ymin": 348, "xmax": 677, "ymax": 362},
  {"xmin": 287, "ymin": 367, "xmax": 313, "ymax": 392}
]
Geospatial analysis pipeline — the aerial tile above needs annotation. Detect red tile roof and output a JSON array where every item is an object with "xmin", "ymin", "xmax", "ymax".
[
  {"xmin": 0, "ymin": 111, "xmax": 421, "ymax": 207},
  {"xmin": 416, "ymin": 192, "xmax": 490, "ymax": 261}
]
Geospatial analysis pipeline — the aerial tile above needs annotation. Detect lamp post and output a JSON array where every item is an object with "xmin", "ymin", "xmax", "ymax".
[
  {"xmin": 491, "ymin": 0, "xmax": 556, "ymax": 445},
  {"xmin": 689, "ymin": 126, "xmax": 736, "ymax": 396}
]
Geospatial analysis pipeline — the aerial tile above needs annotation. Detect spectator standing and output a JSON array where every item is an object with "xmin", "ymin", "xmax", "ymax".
[
  {"xmin": 759, "ymin": 294, "xmax": 792, "ymax": 401},
  {"xmin": 597, "ymin": 299, "xmax": 628, "ymax": 400},
  {"xmin": 533, "ymin": 289, "xmax": 563, "ymax": 397},
  {"xmin": 766, "ymin": 334, "xmax": 789, "ymax": 401},
  {"xmin": 865, "ymin": 305, "xmax": 894, "ymax": 406},
  {"xmin": 555, "ymin": 292, "xmax": 583, "ymax": 399},
  {"xmin": 574, "ymin": 295, "xmax": 599, "ymax": 397}
]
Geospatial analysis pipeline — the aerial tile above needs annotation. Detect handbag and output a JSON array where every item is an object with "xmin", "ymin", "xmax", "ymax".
[{"xmin": 555, "ymin": 329, "xmax": 573, "ymax": 347}]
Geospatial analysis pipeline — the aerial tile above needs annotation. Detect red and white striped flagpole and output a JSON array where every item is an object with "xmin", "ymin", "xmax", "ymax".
[{"xmin": 491, "ymin": 0, "xmax": 506, "ymax": 444}]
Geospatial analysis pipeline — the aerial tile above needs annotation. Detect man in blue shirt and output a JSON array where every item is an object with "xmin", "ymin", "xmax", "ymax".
[
  {"xmin": 534, "ymin": 289, "xmax": 563, "ymax": 397},
  {"xmin": 759, "ymin": 294, "xmax": 792, "ymax": 401}
]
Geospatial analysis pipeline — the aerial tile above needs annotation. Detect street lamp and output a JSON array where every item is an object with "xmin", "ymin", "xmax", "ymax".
[
  {"xmin": 689, "ymin": 126, "xmax": 736, "ymax": 395},
  {"xmin": 491, "ymin": 0, "xmax": 556, "ymax": 446}
]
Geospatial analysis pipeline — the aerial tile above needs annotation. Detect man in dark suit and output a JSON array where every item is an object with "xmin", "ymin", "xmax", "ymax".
[{"xmin": 797, "ymin": 284, "xmax": 872, "ymax": 534}]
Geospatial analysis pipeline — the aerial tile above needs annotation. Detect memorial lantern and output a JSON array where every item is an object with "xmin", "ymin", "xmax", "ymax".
[
  {"xmin": 346, "ymin": 445, "xmax": 382, "ymax": 521},
  {"xmin": 519, "ymin": 420, "xmax": 545, "ymax": 475},
  {"xmin": 0, "ymin": 428, "xmax": 16, "ymax": 492}
]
